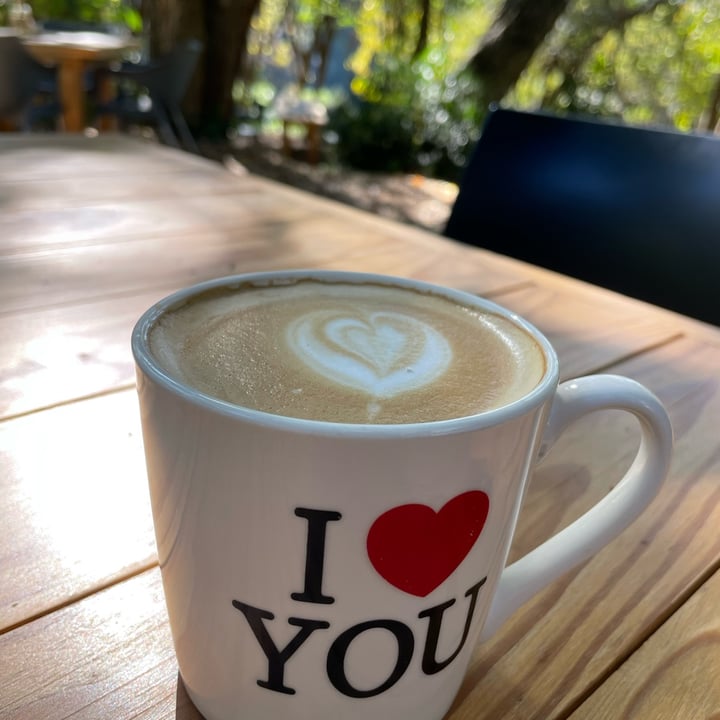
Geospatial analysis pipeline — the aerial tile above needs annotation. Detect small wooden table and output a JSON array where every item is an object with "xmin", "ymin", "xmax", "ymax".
[
  {"xmin": 277, "ymin": 100, "xmax": 329, "ymax": 165},
  {"xmin": 1, "ymin": 134, "xmax": 719, "ymax": 720},
  {"xmin": 22, "ymin": 32, "xmax": 136, "ymax": 131}
]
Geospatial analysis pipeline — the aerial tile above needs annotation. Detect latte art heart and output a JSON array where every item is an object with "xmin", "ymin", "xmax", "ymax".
[
  {"xmin": 326, "ymin": 316, "xmax": 409, "ymax": 376},
  {"xmin": 286, "ymin": 310, "xmax": 452, "ymax": 398}
]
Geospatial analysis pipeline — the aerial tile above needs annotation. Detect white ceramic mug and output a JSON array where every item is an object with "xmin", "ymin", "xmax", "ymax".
[{"xmin": 132, "ymin": 271, "xmax": 672, "ymax": 720}]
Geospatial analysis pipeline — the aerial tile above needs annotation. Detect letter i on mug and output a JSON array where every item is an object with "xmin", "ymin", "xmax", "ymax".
[{"xmin": 132, "ymin": 270, "xmax": 672, "ymax": 720}]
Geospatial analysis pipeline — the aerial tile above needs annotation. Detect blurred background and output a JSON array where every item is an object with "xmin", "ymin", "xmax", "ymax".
[{"xmin": 3, "ymin": 0, "xmax": 719, "ymax": 224}]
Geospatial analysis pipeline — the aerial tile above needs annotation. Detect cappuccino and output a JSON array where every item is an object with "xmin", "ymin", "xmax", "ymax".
[{"xmin": 148, "ymin": 278, "xmax": 545, "ymax": 424}]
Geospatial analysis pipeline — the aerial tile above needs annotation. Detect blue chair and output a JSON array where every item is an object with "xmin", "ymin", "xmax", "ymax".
[
  {"xmin": 445, "ymin": 108, "xmax": 720, "ymax": 326},
  {"xmin": 95, "ymin": 39, "xmax": 202, "ymax": 152},
  {"xmin": 0, "ymin": 33, "xmax": 61, "ymax": 130}
]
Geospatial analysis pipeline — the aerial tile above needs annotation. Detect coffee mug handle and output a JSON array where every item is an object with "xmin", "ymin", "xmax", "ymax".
[{"xmin": 481, "ymin": 374, "xmax": 672, "ymax": 641}]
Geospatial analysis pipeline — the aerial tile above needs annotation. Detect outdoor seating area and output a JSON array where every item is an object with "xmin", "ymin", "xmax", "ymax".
[
  {"xmin": 2, "ymin": 2, "xmax": 720, "ymax": 720},
  {"xmin": 0, "ymin": 23, "xmax": 197, "ymax": 141}
]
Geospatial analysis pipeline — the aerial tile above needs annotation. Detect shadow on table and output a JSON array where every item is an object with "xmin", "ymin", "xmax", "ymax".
[{"xmin": 175, "ymin": 674, "xmax": 206, "ymax": 719}]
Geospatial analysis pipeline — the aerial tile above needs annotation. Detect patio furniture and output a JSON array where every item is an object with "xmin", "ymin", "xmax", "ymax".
[
  {"xmin": 0, "ymin": 31, "xmax": 60, "ymax": 130},
  {"xmin": 38, "ymin": 19, "xmax": 129, "ymax": 35},
  {"xmin": 445, "ymin": 107, "xmax": 720, "ymax": 325},
  {"xmin": 274, "ymin": 86, "xmax": 329, "ymax": 164},
  {"xmin": 22, "ymin": 30, "xmax": 139, "ymax": 132},
  {"xmin": 95, "ymin": 39, "xmax": 202, "ymax": 152}
]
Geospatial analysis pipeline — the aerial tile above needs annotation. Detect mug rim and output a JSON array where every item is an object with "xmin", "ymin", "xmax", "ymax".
[{"xmin": 131, "ymin": 270, "xmax": 560, "ymax": 438}]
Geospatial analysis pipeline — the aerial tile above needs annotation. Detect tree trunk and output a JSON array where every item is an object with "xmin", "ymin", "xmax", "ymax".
[
  {"xmin": 465, "ymin": 0, "xmax": 571, "ymax": 102},
  {"xmin": 200, "ymin": 0, "xmax": 261, "ymax": 137},
  {"xmin": 142, "ymin": 0, "xmax": 261, "ymax": 139},
  {"xmin": 314, "ymin": 15, "xmax": 336, "ymax": 88}
]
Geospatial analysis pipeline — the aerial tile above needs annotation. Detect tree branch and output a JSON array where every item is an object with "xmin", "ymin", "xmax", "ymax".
[
  {"xmin": 465, "ymin": 0, "xmax": 571, "ymax": 102},
  {"xmin": 413, "ymin": 0, "xmax": 431, "ymax": 59},
  {"xmin": 703, "ymin": 73, "xmax": 720, "ymax": 132}
]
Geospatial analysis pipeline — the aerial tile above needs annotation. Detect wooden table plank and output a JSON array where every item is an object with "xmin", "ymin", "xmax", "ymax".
[
  {"xmin": 0, "ymin": 390, "xmax": 155, "ymax": 631},
  {"xmin": 0, "ymin": 277, "xmax": 690, "ymax": 630},
  {"xmin": 2, "ymin": 334, "xmax": 718, "ymax": 720},
  {"xmin": 0, "ymin": 269, "xmax": 681, "ymax": 421},
  {"xmin": 0, "ymin": 289, "xmax": 164, "ymax": 419},
  {"xmin": 0, "ymin": 169, "xmax": 491, "ymax": 314},
  {"xmin": 0, "ymin": 170, "xmax": 249, "ymax": 214},
  {"xmin": 487, "ymin": 283, "xmax": 682, "ymax": 381},
  {"xmin": 0, "ymin": 189, "xmax": 314, "ymax": 255},
  {"xmin": 2, "ymin": 134, "xmax": 718, "ymax": 720},
  {"xmin": 0, "ymin": 286, "xmax": 682, "ymax": 626},
  {"xmin": 450, "ymin": 335, "xmax": 720, "ymax": 720},
  {"xmin": 568, "ymin": 569, "xmax": 720, "ymax": 719},
  {"xmin": 0, "ymin": 135, "xmax": 214, "ymax": 181},
  {"xmin": 0, "ymin": 568, "xmax": 178, "ymax": 720},
  {"xmin": 0, "ymin": 212, "xmax": 433, "ymax": 313},
  {"xmin": 0, "ymin": 567, "xmax": 207, "ymax": 720}
]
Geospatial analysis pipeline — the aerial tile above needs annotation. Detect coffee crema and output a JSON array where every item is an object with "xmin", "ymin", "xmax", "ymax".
[{"xmin": 148, "ymin": 279, "xmax": 546, "ymax": 424}]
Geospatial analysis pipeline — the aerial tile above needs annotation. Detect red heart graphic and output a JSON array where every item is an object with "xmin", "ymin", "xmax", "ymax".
[{"xmin": 366, "ymin": 491, "xmax": 490, "ymax": 597}]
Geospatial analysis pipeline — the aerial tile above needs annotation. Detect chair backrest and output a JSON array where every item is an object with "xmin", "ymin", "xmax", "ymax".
[
  {"xmin": 146, "ymin": 39, "xmax": 202, "ymax": 107},
  {"xmin": 445, "ymin": 108, "xmax": 720, "ymax": 326},
  {"xmin": 0, "ymin": 34, "xmax": 46, "ymax": 117}
]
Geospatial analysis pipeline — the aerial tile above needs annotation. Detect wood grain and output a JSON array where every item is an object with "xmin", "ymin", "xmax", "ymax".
[
  {"xmin": 0, "ymin": 271, "xmax": 679, "ymax": 421},
  {"xmin": 0, "ymin": 285, "xmax": 682, "ymax": 626},
  {"xmin": 2, "ymin": 134, "xmax": 719, "ymax": 720},
  {"xmin": 0, "ymin": 289, "xmax": 165, "ymax": 419},
  {"xmin": 486, "ymin": 282, "xmax": 681, "ymax": 381},
  {"xmin": 0, "ymin": 243, "xmax": 518, "ymax": 420},
  {"xmin": 0, "ymin": 568, "xmax": 177, "ymax": 720},
  {"xmin": 0, "ymin": 390, "xmax": 155, "ymax": 631},
  {"xmin": 450, "ymin": 335, "xmax": 720, "ymax": 720},
  {"xmin": 0, "ymin": 134, "xmax": 214, "ymax": 181},
  {"xmin": 2, "ymin": 334, "xmax": 718, "ymax": 719},
  {"xmin": 569, "ymin": 569, "xmax": 720, "ymax": 719},
  {"xmin": 0, "ymin": 189, "xmax": 313, "ymax": 255}
]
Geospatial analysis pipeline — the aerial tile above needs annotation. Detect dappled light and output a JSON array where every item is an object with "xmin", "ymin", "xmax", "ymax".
[
  {"xmin": 3, "ymin": 0, "xmax": 719, "ymax": 189},
  {"xmin": 2, "ymin": 5, "xmax": 720, "ymax": 719}
]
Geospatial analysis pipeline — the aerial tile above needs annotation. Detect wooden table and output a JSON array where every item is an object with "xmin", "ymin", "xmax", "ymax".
[
  {"xmin": 22, "ymin": 32, "xmax": 136, "ymax": 132},
  {"xmin": 1, "ymin": 134, "xmax": 719, "ymax": 720}
]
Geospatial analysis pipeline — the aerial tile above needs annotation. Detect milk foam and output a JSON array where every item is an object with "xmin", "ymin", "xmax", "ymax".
[
  {"xmin": 148, "ymin": 279, "xmax": 546, "ymax": 424},
  {"xmin": 287, "ymin": 310, "xmax": 451, "ymax": 398}
]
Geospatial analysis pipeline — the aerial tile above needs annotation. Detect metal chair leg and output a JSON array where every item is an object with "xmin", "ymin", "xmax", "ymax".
[{"xmin": 169, "ymin": 105, "xmax": 198, "ymax": 153}]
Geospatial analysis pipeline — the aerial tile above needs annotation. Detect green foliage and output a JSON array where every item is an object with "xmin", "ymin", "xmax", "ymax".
[
  {"xmin": 233, "ymin": 79, "xmax": 277, "ymax": 108},
  {"xmin": 248, "ymin": 0, "xmax": 355, "ymax": 83},
  {"xmin": 512, "ymin": 0, "xmax": 720, "ymax": 132},
  {"xmin": 411, "ymin": 48, "xmax": 486, "ymax": 178},
  {"xmin": 349, "ymin": 0, "xmax": 497, "ymax": 81},
  {"xmin": 245, "ymin": 0, "xmax": 720, "ymax": 179},
  {"xmin": 329, "ymin": 48, "xmax": 485, "ymax": 180},
  {"xmin": 328, "ymin": 1, "xmax": 493, "ymax": 180},
  {"xmin": 29, "ymin": 0, "xmax": 141, "ymax": 30},
  {"xmin": 330, "ymin": 98, "xmax": 419, "ymax": 172}
]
